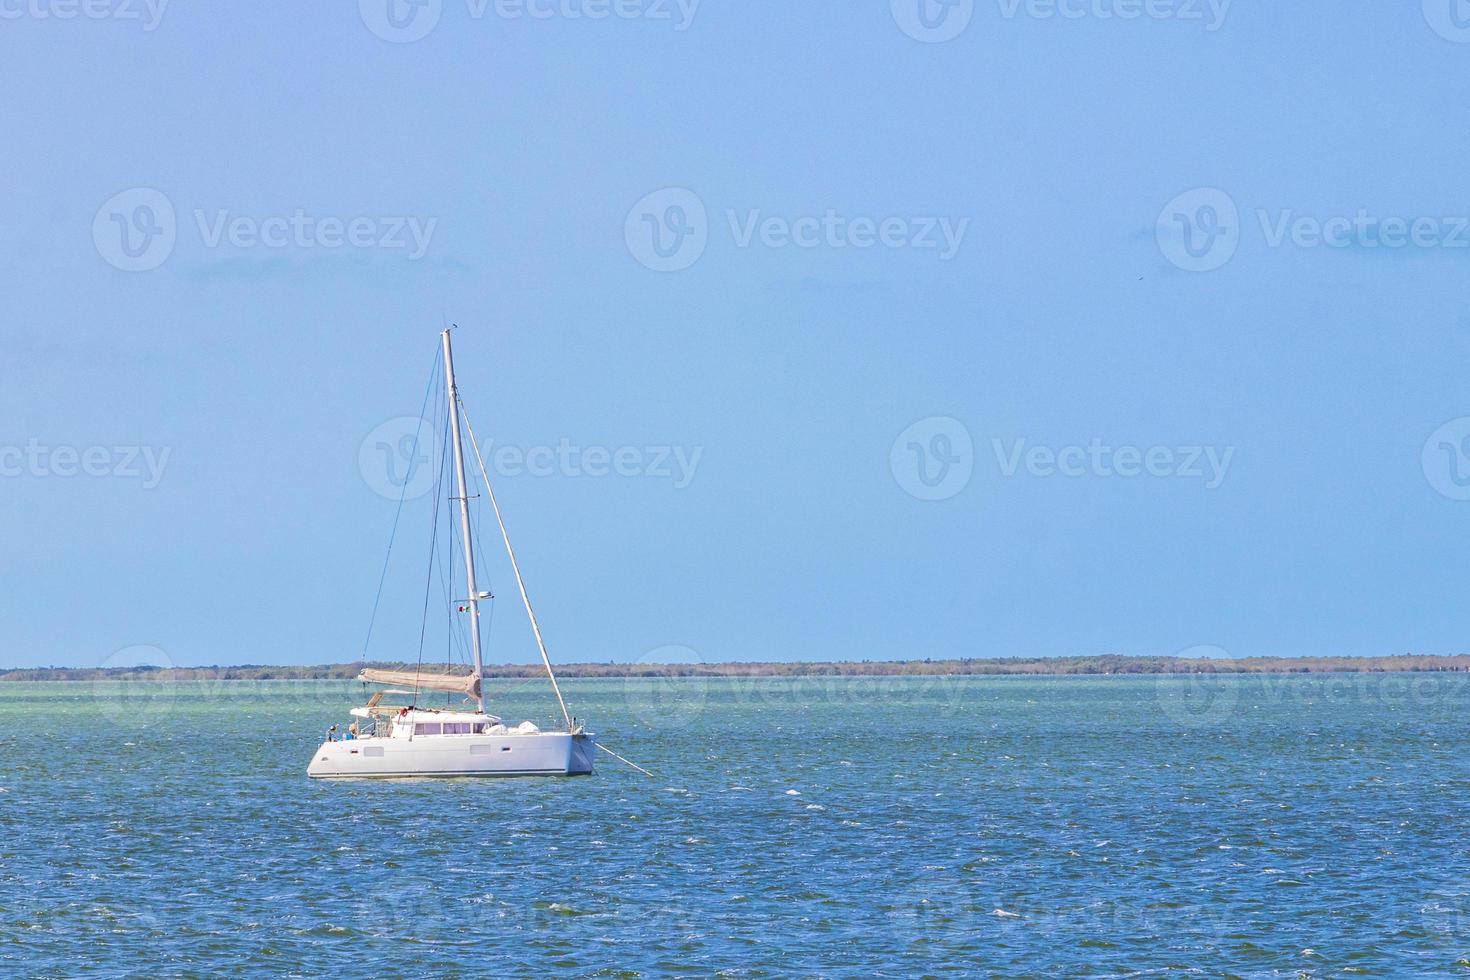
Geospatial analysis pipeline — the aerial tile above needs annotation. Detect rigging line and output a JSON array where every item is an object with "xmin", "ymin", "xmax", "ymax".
[
  {"xmin": 437, "ymin": 428, "xmax": 478, "ymax": 703},
  {"xmin": 431, "ymin": 463, "xmax": 469, "ymax": 668},
  {"xmin": 457, "ymin": 400, "xmax": 574, "ymax": 733},
  {"xmin": 361, "ymin": 349, "xmax": 441, "ymax": 658},
  {"xmin": 447, "ymin": 532, "xmax": 473, "ymax": 667},
  {"xmin": 433, "ymin": 453, "xmax": 462, "ymax": 709},
  {"xmin": 412, "ymin": 394, "xmax": 452, "ymax": 707}
]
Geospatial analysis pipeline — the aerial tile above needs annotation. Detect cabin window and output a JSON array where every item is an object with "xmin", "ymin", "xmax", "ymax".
[
  {"xmin": 414, "ymin": 723, "xmax": 443, "ymax": 736},
  {"xmin": 364, "ymin": 746, "xmax": 384, "ymax": 758},
  {"xmin": 444, "ymin": 722, "xmax": 471, "ymax": 735}
]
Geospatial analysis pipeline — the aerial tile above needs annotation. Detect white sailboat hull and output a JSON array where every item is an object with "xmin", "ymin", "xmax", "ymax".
[{"xmin": 307, "ymin": 732, "xmax": 596, "ymax": 779}]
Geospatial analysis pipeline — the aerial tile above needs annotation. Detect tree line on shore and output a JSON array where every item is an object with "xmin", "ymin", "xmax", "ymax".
[{"xmin": 4, "ymin": 653, "xmax": 1470, "ymax": 682}]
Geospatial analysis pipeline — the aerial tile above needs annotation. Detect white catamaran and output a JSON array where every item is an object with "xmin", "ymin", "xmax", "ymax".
[{"xmin": 308, "ymin": 329, "xmax": 595, "ymax": 779}]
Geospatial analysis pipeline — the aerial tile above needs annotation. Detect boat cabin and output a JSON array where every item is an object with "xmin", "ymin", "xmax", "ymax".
[{"xmin": 386, "ymin": 708, "xmax": 505, "ymax": 739}]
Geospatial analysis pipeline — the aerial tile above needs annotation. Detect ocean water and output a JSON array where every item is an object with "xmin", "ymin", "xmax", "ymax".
[{"xmin": 3, "ymin": 673, "xmax": 1470, "ymax": 977}]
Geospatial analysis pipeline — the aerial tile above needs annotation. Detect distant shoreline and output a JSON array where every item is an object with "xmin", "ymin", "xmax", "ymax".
[{"xmin": 4, "ymin": 654, "xmax": 1470, "ymax": 681}]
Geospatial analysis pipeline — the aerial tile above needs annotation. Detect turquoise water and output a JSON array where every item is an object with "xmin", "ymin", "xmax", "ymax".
[{"xmin": 3, "ymin": 673, "xmax": 1470, "ymax": 976}]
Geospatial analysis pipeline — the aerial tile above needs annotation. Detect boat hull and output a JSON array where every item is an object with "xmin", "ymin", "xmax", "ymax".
[{"xmin": 307, "ymin": 732, "xmax": 596, "ymax": 779}]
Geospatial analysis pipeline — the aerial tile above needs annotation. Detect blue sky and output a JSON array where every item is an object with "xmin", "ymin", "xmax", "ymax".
[{"xmin": 3, "ymin": 1, "xmax": 1470, "ymax": 668}]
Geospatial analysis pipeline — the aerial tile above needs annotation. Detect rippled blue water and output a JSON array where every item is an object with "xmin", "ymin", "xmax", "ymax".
[{"xmin": 3, "ymin": 673, "xmax": 1470, "ymax": 976}]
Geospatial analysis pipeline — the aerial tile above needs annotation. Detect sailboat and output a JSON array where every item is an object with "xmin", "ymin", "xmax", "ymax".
[{"xmin": 308, "ymin": 329, "xmax": 596, "ymax": 778}]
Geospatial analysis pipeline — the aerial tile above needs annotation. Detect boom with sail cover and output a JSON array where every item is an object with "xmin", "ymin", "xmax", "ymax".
[{"xmin": 356, "ymin": 668, "xmax": 480, "ymax": 698}]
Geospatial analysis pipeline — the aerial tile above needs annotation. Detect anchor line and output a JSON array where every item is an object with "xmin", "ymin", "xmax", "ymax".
[{"xmin": 596, "ymin": 742, "xmax": 655, "ymax": 778}]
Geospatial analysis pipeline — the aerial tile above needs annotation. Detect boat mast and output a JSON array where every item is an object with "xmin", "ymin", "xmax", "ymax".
[{"xmin": 441, "ymin": 328, "xmax": 487, "ymax": 714}]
